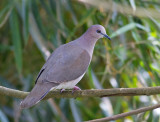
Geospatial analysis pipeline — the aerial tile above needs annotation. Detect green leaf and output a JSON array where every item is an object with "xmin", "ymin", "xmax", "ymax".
[
  {"xmin": 0, "ymin": 4, "xmax": 13, "ymax": 28},
  {"xmin": 129, "ymin": 0, "xmax": 136, "ymax": 11},
  {"xmin": 110, "ymin": 23, "xmax": 137, "ymax": 38},
  {"xmin": 66, "ymin": 8, "xmax": 96, "ymax": 42},
  {"xmin": 70, "ymin": 99, "xmax": 82, "ymax": 122},
  {"xmin": 0, "ymin": 4, "xmax": 11, "ymax": 20},
  {"xmin": 114, "ymin": 46, "xmax": 126, "ymax": 63},
  {"xmin": 131, "ymin": 30, "xmax": 141, "ymax": 42},
  {"xmin": 9, "ymin": 9, "xmax": 23, "ymax": 74},
  {"xmin": 31, "ymin": 0, "xmax": 47, "ymax": 39},
  {"xmin": 87, "ymin": 66, "xmax": 95, "ymax": 88},
  {"xmin": 22, "ymin": 0, "xmax": 29, "ymax": 45},
  {"xmin": 0, "ymin": 110, "xmax": 9, "ymax": 122}
]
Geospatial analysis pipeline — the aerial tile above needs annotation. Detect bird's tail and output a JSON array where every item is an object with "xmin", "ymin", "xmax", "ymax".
[{"xmin": 20, "ymin": 82, "xmax": 54, "ymax": 109}]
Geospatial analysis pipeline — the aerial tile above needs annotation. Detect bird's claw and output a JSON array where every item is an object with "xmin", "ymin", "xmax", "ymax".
[
  {"xmin": 60, "ymin": 89, "xmax": 65, "ymax": 93},
  {"xmin": 72, "ymin": 86, "xmax": 81, "ymax": 94}
]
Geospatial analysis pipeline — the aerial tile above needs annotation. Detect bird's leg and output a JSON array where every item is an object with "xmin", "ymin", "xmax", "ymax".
[
  {"xmin": 72, "ymin": 86, "xmax": 81, "ymax": 93},
  {"xmin": 60, "ymin": 89, "xmax": 65, "ymax": 93}
]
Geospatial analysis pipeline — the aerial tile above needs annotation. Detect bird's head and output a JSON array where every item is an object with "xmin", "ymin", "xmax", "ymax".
[{"xmin": 87, "ymin": 25, "xmax": 111, "ymax": 40}]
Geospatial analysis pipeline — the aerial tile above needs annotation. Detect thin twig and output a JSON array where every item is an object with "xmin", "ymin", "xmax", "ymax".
[
  {"xmin": 85, "ymin": 103, "xmax": 160, "ymax": 122},
  {"xmin": 1, "ymin": 86, "xmax": 160, "ymax": 99}
]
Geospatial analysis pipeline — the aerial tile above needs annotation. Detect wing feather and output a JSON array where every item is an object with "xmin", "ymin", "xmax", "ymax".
[{"xmin": 36, "ymin": 43, "xmax": 90, "ymax": 84}]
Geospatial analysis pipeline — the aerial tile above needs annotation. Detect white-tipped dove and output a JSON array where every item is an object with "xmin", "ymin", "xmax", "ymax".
[{"xmin": 20, "ymin": 24, "xmax": 111, "ymax": 109}]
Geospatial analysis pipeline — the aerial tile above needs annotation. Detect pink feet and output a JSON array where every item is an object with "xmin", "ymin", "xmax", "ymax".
[
  {"xmin": 60, "ymin": 89, "xmax": 65, "ymax": 93},
  {"xmin": 60, "ymin": 86, "xmax": 81, "ymax": 93},
  {"xmin": 72, "ymin": 86, "xmax": 81, "ymax": 93}
]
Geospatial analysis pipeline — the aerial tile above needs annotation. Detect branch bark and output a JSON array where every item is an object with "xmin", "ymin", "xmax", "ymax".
[
  {"xmin": 1, "ymin": 85, "xmax": 160, "ymax": 99},
  {"xmin": 85, "ymin": 103, "xmax": 160, "ymax": 122},
  {"xmin": 1, "ymin": 85, "xmax": 160, "ymax": 121}
]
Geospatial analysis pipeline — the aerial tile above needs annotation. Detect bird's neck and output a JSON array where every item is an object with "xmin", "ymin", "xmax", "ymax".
[{"xmin": 75, "ymin": 33, "xmax": 98, "ymax": 57}]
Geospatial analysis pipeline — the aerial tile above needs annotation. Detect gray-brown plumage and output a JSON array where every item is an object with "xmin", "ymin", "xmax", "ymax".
[{"xmin": 20, "ymin": 25, "xmax": 110, "ymax": 109}]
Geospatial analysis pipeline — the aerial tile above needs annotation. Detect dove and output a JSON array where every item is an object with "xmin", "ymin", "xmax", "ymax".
[{"xmin": 20, "ymin": 24, "xmax": 111, "ymax": 109}]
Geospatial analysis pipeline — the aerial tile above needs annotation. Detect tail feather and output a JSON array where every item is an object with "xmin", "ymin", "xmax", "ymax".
[{"xmin": 20, "ymin": 82, "xmax": 54, "ymax": 109}]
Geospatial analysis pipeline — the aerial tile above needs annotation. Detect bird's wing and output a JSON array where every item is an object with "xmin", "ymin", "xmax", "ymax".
[
  {"xmin": 37, "ymin": 43, "xmax": 91, "ymax": 84},
  {"xmin": 34, "ymin": 44, "xmax": 65, "ymax": 84},
  {"xmin": 35, "ymin": 68, "xmax": 45, "ymax": 84}
]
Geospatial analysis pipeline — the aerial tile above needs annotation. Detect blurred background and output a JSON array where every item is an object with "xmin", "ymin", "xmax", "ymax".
[{"xmin": 0, "ymin": 0, "xmax": 160, "ymax": 122}]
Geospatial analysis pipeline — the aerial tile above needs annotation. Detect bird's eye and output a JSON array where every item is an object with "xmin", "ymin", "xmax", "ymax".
[{"xmin": 96, "ymin": 30, "xmax": 101, "ymax": 33}]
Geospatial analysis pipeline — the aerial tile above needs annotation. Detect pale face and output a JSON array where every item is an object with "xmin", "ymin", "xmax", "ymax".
[{"xmin": 88, "ymin": 25, "xmax": 111, "ymax": 40}]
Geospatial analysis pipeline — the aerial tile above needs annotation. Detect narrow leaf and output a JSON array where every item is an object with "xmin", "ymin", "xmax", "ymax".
[
  {"xmin": 9, "ymin": 9, "xmax": 23, "ymax": 74},
  {"xmin": 129, "ymin": 0, "xmax": 136, "ymax": 11},
  {"xmin": 70, "ymin": 99, "xmax": 82, "ymax": 122},
  {"xmin": 110, "ymin": 23, "xmax": 137, "ymax": 38},
  {"xmin": 0, "ymin": 110, "xmax": 9, "ymax": 122},
  {"xmin": 22, "ymin": 0, "xmax": 29, "ymax": 45}
]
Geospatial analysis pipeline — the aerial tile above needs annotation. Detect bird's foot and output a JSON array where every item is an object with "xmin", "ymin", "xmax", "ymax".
[
  {"xmin": 60, "ymin": 89, "xmax": 65, "ymax": 93},
  {"xmin": 72, "ymin": 86, "xmax": 81, "ymax": 93}
]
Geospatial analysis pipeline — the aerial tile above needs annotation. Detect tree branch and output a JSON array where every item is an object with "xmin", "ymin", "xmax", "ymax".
[
  {"xmin": 85, "ymin": 103, "xmax": 160, "ymax": 122},
  {"xmin": 1, "ymin": 86, "xmax": 160, "ymax": 99},
  {"xmin": 1, "ymin": 85, "xmax": 160, "ymax": 121}
]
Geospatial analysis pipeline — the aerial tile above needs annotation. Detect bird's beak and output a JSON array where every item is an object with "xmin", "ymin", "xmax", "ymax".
[{"xmin": 100, "ymin": 32, "xmax": 111, "ymax": 40}]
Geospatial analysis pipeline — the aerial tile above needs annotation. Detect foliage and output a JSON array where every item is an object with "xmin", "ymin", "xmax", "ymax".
[{"xmin": 0, "ymin": 0, "xmax": 160, "ymax": 121}]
